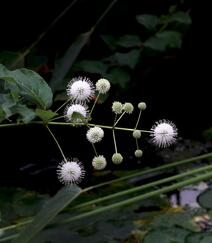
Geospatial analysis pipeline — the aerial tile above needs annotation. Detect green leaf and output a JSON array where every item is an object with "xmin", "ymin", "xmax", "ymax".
[
  {"xmin": 74, "ymin": 60, "xmax": 107, "ymax": 74},
  {"xmin": 197, "ymin": 189, "xmax": 212, "ymax": 209},
  {"xmin": 152, "ymin": 211, "xmax": 198, "ymax": 232},
  {"xmin": 12, "ymin": 186, "xmax": 81, "ymax": 243},
  {"xmin": 12, "ymin": 104, "xmax": 36, "ymax": 123},
  {"xmin": 202, "ymin": 127, "xmax": 212, "ymax": 141},
  {"xmin": 185, "ymin": 233, "xmax": 203, "ymax": 243},
  {"xmin": 49, "ymin": 30, "xmax": 93, "ymax": 92},
  {"xmin": 0, "ymin": 105, "xmax": 5, "ymax": 122},
  {"xmin": 200, "ymin": 235, "xmax": 212, "ymax": 243},
  {"xmin": 106, "ymin": 68, "xmax": 130, "ymax": 89},
  {"xmin": 169, "ymin": 11, "xmax": 192, "ymax": 25},
  {"xmin": 101, "ymin": 35, "xmax": 117, "ymax": 50},
  {"xmin": 0, "ymin": 187, "xmax": 48, "ymax": 225},
  {"xmin": 0, "ymin": 64, "xmax": 53, "ymax": 109},
  {"xmin": 0, "ymin": 93, "xmax": 19, "ymax": 118},
  {"xmin": 143, "ymin": 227, "xmax": 189, "ymax": 243},
  {"xmin": 144, "ymin": 31, "xmax": 182, "ymax": 51},
  {"xmin": 114, "ymin": 49, "xmax": 141, "ymax": 69},
  {"xmin": 36, "ymin": 109, "xmax": 58, "ymax": 123},
  {"xmin": 136, "ymin": 14, "xmax": 158, "ymax": 31},
  {"xmin": 0, "ymin": 51, "xmax": 24, "ymax": 69},
  {"xmin": 117, "ymin": 35, "xmax": 141, "ymax": 48},
  {"xmin": 187, "ymin": 234, "xmax": 212, "ymax": 243}
]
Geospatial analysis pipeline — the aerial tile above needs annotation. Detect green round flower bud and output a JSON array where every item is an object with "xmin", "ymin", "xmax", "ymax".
[
  {"xmin": 135, "ymin": 149, "xmax": 143, "ymax": 158},
  {"xmin": 138, "ymin": 102, "xmax": 147, "ymax": 110},
  {"xmin": 112, "ymin": 153, "xmax": 123, "ymax": 164},
  {"xmin": 112, "ymin": 101, "xmax": 123, "ymax": 114},
  {"xmin": 96, "ymin": 78, "xmax": 111, "ymax": 94},
  {"xmin": 133, "ymin": 130, "xmax": 141, "ymax": 139},
  {"xmin": 123, "ymin": 102, "xmax": 134, "ymax": 114},
  {"xmin": 92, "ymin": 155, "xmax": 107, "ymax": 170}
]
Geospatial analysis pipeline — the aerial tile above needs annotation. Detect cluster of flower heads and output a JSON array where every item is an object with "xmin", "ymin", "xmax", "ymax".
[
  {"xmin": 64, "ymin": 77, "xmax": 110, "ymax": 123},
  {"xmin": 57, "ymin": 76, "xmax": 178, "ymax": 186}
]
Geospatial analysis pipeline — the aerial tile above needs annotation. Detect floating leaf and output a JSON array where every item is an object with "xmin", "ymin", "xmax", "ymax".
[
  {"xmin": 152, "ymin": 211, "xmax": 198, "ymax": 232},
  {"xmin": 36, "ymin": 109, "xmax": 58, "ymax": 123},
  {"xmin": 117, "ymin": 35, "xmax": 141, "ymax": 48},
  {"xmin": 144, "ymin": 31, "xmax": 182, "ymax": 51},
  {"xmin": 197, "ymin": 189, "xmax": 212, "ymax": 209},
  {"xmin": 136, "ymin": 14, "xmax": 158, "ymax": 31},
  {"xmin": 186, "ymin": 233, "xmax": 212, "ymax": 243},
  {"xmin": 143, "ymin": 227, "xmax": 190, "ymax": 243},
  {"xmin": 0, "ymin": 187, "xmax": 48, "ymax": 225},
  {"xmin": 0, "ymin": 64, "xmax": 53, "ymax": 109},
  {"xmin": 12, "ymin": 186, "xmax": 81, "ymax": 243}
]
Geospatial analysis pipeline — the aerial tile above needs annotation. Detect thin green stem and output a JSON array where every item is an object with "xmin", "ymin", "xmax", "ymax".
[
  {"xmin": 0, "ymin": 219, "xmax": 32, "ymax": 232},
  {"xmin": 0, "ymin": 121, "xmax": 152, "ymax": 133},
  {"xmin": 50, "ymin": 115, "xmax": 68, "ymax": 121},
  {"xmin": 114, "ymin": 111, "xmax": 126, "ymax": 126},
  {"xmin": 61, "ymin": 170, "xmax": 212, "ymax": 224},
  {"xmin": 134, "ymin": 110, "xmax": 142, "ymax": 129},
  {"xmin": 72, "ymin": 163, "xmax": 212, "ymax": 210},
  {"xmin": 0, "ymin": 156, "xmax": 212, "ymax": 234},
  {"xmin": 135, "ymin": 138, "xmax": 139, "ymax": 150},
  {"xmin": 83, "ymin": 152, "xmax": 212, "ymax": 191},
  {"xmin": 91, "ymin": 143, "xmax": 98, "ymax": 156},
  {"xmin": 88, "ymin": 123, "xmax": 151, "ymax": 133},
  {"xmin": 54, "ymin": 98, "xmax": 72, "ymax": 113},
  {"xmin": 89, "ymin": 92, "xmax": 100, "ymax": 119},
  {"xmin": 112, "ymin": 129, "xmax": 117, "ymax": 153},
  {"xmin": 93, "ymin": 0, "xmax": 119, "ymax": 29},
  {"xmin": 0, "ymin": 234, "xmax": 19, "ymax": 242},
  {"xmin": 46, "ymin": 125, "xmax": 67, "ymax": 162},
  {"xmin": 112, "ymin": 114, "xmax": 118, "ymax": 153}
]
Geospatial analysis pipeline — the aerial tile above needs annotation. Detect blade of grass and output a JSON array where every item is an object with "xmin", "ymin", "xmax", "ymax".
[
  {"xmin": 85, "ymin": 152, "xmax": 212, "ymax": 190},
  {"xmin": 61, "ymin": 170, "xmax": 212, "ymax": 224},
  {"xmin": 1, "ymin": 152, "xmax": 212, "ymax": 233},
  {"xmin": 49, "ymin": 0, "xmax": 119, "ymax": 92},
  {"xmin": 11, "ymin": 186, "xmax": 81, "ymax": 243},
  {"xmin": 72, "ymin": 162, "xmax": 212, "ymax": 210}
]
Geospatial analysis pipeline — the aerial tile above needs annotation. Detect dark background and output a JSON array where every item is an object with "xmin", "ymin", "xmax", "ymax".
[{"xmin": 1, "ymin": 0, "xmax": 211, "ymax": 193}]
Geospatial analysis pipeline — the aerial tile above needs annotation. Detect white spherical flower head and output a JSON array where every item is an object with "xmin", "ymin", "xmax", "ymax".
[
  {"xmin": 96, "ymin": 78, "xmax": 111, "ymax": 94},
  {"xmin": 112, "ymin": 153, "xmax": 123, "ymax": 164},
  {"xmin": 67, "ymin": 77, "xmax": 95, "ymax": 102},
  {"xmin": 57, "ymin": 160, "xmax": 85, "ymax": 185},
  {"xmin": 65, "ymin": 103, "xmax": 87, "ymax": 122},
  {"xmin": 123, "ymin": 102, "xmax": 134, "ymax": 114},
  {"xmin": 151, "ymin": 120, "xmax": 177, "ymax": 148},
  {"xmin": 138, "ymin": 102, "xmax": 147, "ymax": 110},
  {"xmin": 112, "ymin": 101, "xmax": 123, "ymax": 114},
  {"xmin": 86, "ymin": 126, "xmax": 104, "ymax": 143},
  {"xmin": 133, "ymin": 130, "xmax": 141, "ymax": 139},
  {"xmin": 135, "ymin": 149, "xmax": 143, "ymax": 158},
  {"xmin": 92, "ymin": 155, "xmax": 107, "ymax": 170}
]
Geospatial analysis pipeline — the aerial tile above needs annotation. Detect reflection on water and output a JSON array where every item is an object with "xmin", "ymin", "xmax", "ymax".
[{"xmin": 170, "ymin": 182, "xmax": 209, "ymax": 208}]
